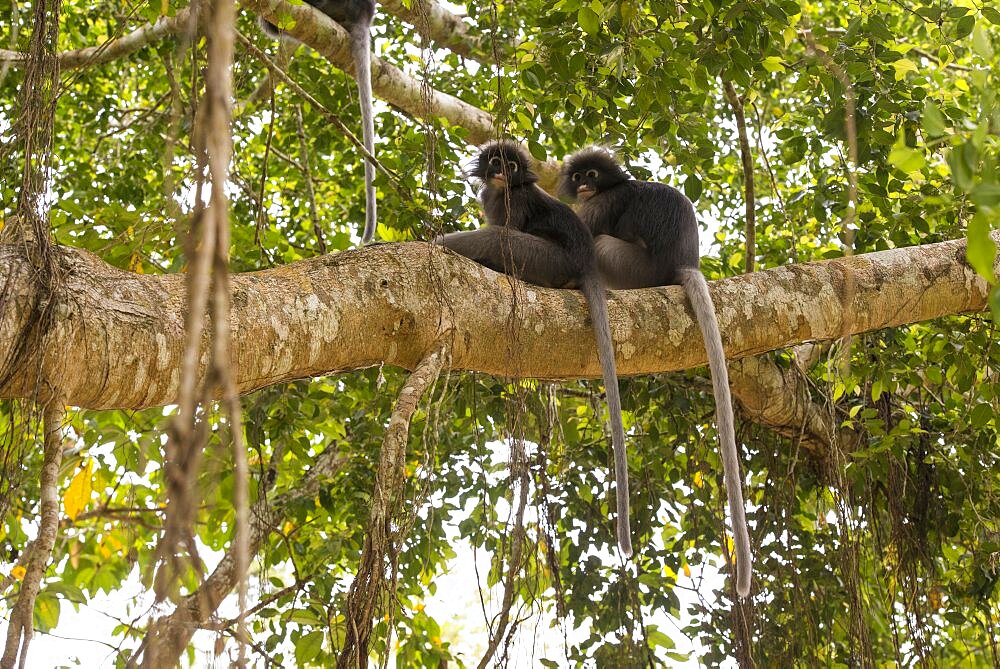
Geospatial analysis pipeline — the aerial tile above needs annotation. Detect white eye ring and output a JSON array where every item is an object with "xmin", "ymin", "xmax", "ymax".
[
  {"xmin": 488, "ymin": 156, "xmax": 501, "ymax": 167},
  {"xmin": 587, "ymin": 169, "xmax": 598, "ymax": 179},
  {"xmin": 508, "ymin": 161, "xmax": 519, "ymax": 172},
  {"xmin": 571, "ymin": 173, "xmax": 581, "ymax": 182}
]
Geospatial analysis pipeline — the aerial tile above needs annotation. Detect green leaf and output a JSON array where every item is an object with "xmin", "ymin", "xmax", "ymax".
[
  {"xmin": 972, "ymin": 25, "xmax": 994, "ymax": 59},
  {"xmin": 989, "ymin": 284, "xmax": 1000, "ymax": 322},
  {"xmin": 983, "ymin": 7, "xmax": 1000, "ymax": 25},
  {"xmin": 956, "ymin": 15, "xmax": 976, "ymax": 38},
  {"xmin": 528, "ymin": 140, "xmax": 546, "ymax": 162},
  {"xmin": 762, "ymin": 56, "xmax": 786, "ymax": 73},
  {"xmin": 970, "ymin": 403, "xmax": 994, "ymax": 427},
  {"xmin": 33, "ymin": 594, "xmax": 61, "ymax": 633},
  {"xmin": 578, "ymin": 7, "xmax": 601, "ymax": 34},
  {"xmin": 294, "ymin": 630, "xmax": 325, "ymax": 665},
  {"xmin": 966, "ymin": 211, "xmax": 997, "ymax": 283},
  {"xmin": 684, "ymin": 174, "xmax": 703, "ymax": 202},
  {"xmin": 888, "ymin": 137, "xmax": 925, "ymax": 174},
  {"xmin": 922, "ymin": 100, "xmax": 947, "ymax": 136},
  {"xmin": 971, "ymin": 184, "xmax": 1000, "ymax": 207}
]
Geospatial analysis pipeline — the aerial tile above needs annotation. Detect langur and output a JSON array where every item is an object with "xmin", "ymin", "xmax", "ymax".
[
  {"xmin": 261, "ymin": 0, "xmax": 378, "ymax": 243},
  {"xmin": 560, "ymin": 146, "xmax": 752, "ymax": 597},
  {"xmin": 438, "ymin": 141, "xmax": 634, "ymax": 558}
]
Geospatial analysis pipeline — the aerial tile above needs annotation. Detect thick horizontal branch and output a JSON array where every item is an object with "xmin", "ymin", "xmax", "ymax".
[
  {"xmin": 240, "ymin": 0, "xmax": 494, "ymax": 142},
  {"xmin": 1, "ymin": 233, "xmax": 995, "ymax": 411}
]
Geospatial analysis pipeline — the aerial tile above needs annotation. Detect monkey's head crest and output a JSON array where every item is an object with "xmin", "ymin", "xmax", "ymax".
[
  {"xmin": 559, "ymin": 146, "xmax": 629, "ymax": 201},
  {"xmin": 467, "ymin": 140, "xmax": 538, "ymax": 190}
]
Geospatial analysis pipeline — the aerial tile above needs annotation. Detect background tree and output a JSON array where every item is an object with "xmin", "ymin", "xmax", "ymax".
[{"xmin": 1, "ymin": 0, "xmax": 999, "ymax": 666}]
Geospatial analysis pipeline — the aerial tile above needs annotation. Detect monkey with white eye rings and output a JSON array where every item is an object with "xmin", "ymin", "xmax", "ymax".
[
  {"xmin": 261, "ymin": 0, "xmax": 378, "ymax": 243},
  {"xmin": 437, "ymin": 140, "xmax": 635, "ymax": 558},
  {"xmin": 559, "ymin": 146, "xmax": 752, "ymax": 597}
]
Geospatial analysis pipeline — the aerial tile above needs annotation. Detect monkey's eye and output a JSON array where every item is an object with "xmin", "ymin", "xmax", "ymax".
[
  {"xmin": 586, "ymin": 169, "xmax": 599, "ymax": 179},
  {"xmin": 488, "ymin": 156, "xmax": 502, "ymax": 169},
  {"xmin": 508, "ymin": 161, "xmax": 519, "ymax": 172},
  {"xmin": 571, "ymin": 173, "xmax": 581, "ymax": 182}
]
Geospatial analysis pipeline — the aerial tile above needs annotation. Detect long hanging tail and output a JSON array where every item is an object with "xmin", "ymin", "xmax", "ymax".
[
  {"xmin": 581, "ymin": 275, "xmax": 632, "ymax": 558},
  {"xmin": 351, "ymin": 25, "xmax": 377, "ymax": 243},
  {"xmin": 679, "ymin": 268, "xmax": 751, "ymax": 597}
]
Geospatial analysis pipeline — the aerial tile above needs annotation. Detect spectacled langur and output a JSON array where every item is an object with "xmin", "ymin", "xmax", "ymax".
[
  {"xmin": 560, "ymin": 146, "xmax": 752, "ymax": 597},
  {"xmin": 437, "ymin": 141, "xmax": 634, "ymax": 558},
  {"xmin": 261, "ymin": 0, "xmax": 378, "ymax": 243}
]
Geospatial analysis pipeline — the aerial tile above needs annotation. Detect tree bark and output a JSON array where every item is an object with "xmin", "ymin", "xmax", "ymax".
[{"xmin": 1, "ymin": 234, "xmax": 996, "ymax": 411}]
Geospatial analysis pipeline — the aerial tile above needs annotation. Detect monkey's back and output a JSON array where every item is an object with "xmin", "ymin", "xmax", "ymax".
[{"xmin": 599, "ymin": 180, "xmax": 700, "ymax": 284}]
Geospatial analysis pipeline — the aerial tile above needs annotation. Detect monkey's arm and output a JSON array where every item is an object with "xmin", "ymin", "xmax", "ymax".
[{"xmin": 436, "ymin": 227, "xmax": 578, "ymax": 288}]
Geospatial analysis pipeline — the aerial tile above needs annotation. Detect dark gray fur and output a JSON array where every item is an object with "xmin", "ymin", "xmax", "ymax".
[
  {"xmin": 438, "ymin": 141, "xmax": 634, "ymax": 558},
  {"xmin": 561, "ymin": 146, "xmax": 752, "ymax": 596},
  {"xmin": 261, "ymin": 0, "xmax": 378, "ymax": 243}
]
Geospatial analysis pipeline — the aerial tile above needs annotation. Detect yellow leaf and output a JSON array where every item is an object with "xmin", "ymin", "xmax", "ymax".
[
  {"xmin": 11, "ymin": 565, "xmax": 26, "ymax": 580},
  {"xmin": 414, "ymin": 602, "xmax": 425, "ymax": 613},
  {"xmin": 892, "ymin": 58, "xmax": 918, "ymax": 80},
  {"xmin": 693, "ymin": 471, "xmax": 704, "ymax": 488},
  {"xmin": 128, "ymin": 253, "xmax": 143, "ymax": 274},
  {"xmin": 126, "ymin": 225, "xmax": 134, "ymax": 239},
  {"xmin": 682, "ymin": 562, "xmax": 692, "ymax": 577},
  {"xmin": 63, "ymin": 459, "xmax": 94, "ymax": 522}
]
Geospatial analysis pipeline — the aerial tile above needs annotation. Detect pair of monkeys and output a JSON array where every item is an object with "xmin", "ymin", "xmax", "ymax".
[
  {"xmin": 259, "ymin": 0, "xmax": 752, "ymax": 598},
  {"xmin": 439, "ymin": 142, "xmax": 752, "ymax": 598}
]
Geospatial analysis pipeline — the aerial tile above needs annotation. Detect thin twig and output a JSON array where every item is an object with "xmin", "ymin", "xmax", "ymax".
[{"xmin": 722, "ymin": 79, "xmax": 756, "ymax": 273}]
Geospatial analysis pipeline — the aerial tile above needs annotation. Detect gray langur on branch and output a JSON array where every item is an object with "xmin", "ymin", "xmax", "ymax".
[
  {"xmin": 560, "ymin": 146, "xmax": 752, "ymax": 597},
  {"xmin": 437, "ymin": 141, "xmax": 634, "ymax": 558},
  {"xmin": 261, "ymin": 0, "xmax": 378, "ymax": 243}
]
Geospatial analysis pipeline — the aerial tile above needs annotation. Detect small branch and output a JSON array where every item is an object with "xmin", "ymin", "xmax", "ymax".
[
  {"xmin": 380, "ymin": 0, "xmax": 498, "ymax": 60},
  {"xmin": 139, "ymin": 444, "xmax": 349, "ymax": 667},
  {"xmin": 729, "ymin": 356, "xmax": 861, "ymax": 456},
  {"xmin": 476, "ymin": 439, "xmax": 530, "ymax": 669},
  {"xmin": 1, "ymin": 403, "xmax": 65, "ymax": 669},
  {"xmin": 239, "ymin": 0, "xmax": 494, "ymax": 143},
  {"xmin": 0, "ymin": 7, "xmax": 195, "ymax": 70},
  {"xmin": 722, "ymin": 79, "xmax": 756, "ymax": 274},
  {"xmin": 337, "ymin": 338, "xmax": 451, "ymax": 667}
]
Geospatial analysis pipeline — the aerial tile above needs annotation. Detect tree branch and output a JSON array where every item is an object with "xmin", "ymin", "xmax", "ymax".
[
  {"xmin": 0, "ymin": 233, "xmax": 997, "ymax": 411},
  {"xmin": 0, "ymin": 7, "xmax": 195, "ymax": 70},
  {"xmin": 239, "ymin": 0, "xmax": 494, "ymax": 142},
  {"xmin": 139, "ymin": 445, "xmax": 349, "ymax": 667},
  {"xmin": 1, "ymin": 403, "xmax": 64, "ymax": 669},
  {"xmin": 729, "ymin": 356, "xmax": 860, "ymax": 455},
  {"xmin": 380, "ymin": 0, "xmax": 496, "ymax": 60},
  {"xmin": 338, "ymin": 338, "xmax": 450, "ymax": 666}
]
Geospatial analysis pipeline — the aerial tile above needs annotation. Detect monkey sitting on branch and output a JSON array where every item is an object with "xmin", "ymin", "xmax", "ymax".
[
  {"xmin": 436, "ymin": 140, "xmax": 635, "ymax": 558},
  {"xmin": 560, "ymin": 146, "xmax": 752, "ymax": 597}
]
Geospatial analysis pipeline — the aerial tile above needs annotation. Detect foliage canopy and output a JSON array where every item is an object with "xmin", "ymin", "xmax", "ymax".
[{"xmin": 1, "ymin": 0, "xmax": 999, "ymax": 666}]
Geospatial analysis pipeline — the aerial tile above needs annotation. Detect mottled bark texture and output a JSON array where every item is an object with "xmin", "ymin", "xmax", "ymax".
[{"xmin": 1, "ymin": 234, "xmax": 996, "ymax": 411}]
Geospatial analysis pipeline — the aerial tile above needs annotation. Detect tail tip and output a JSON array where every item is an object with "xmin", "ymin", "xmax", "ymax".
[
  {"xmin": 736, "ymin": 564, "xmax": 751, "ymax": 597},
  {"xmin": 618, "ymin": 527, "xmax": 633, "ymax": 559}
]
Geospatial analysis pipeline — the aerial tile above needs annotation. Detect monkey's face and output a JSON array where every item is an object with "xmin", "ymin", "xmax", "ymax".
[
  {"xmin": 565, "ymin": 166, "xmax": 603, "ymax": 201},
  {"xmin": 560, "ymin": 147, "xmax": 629, "ymax": 201},
  {"xmin": 469, "ymin": 141, "xmax": 537, "ymax": 189}
]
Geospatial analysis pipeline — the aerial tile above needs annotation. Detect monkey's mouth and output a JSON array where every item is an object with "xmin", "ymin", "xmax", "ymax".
[
  {"xmin": 490, "ymin": 174, "xmax": 507, "ymax": 185},
  {"xmin": 576, "ymin": 185, "xmax": 595, "ymax": 200}
]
